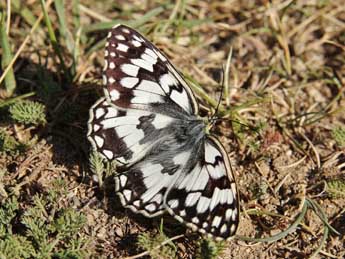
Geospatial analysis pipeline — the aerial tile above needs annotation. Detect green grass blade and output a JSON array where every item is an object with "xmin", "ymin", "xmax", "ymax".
[
  {"xmin": 83, "ymin": 20, "xmax": 124, "ymax": 33},
  {"xmin": 40, "ymin": 0, "xmax": 71, "ymax": 82},
  {"xmin": 0, "ymin": 92, "xmax": 36, "ymax": 108},
  {"xmin": 0, "ymin": 13, "xmax": 16, "ymax": 97},
  {"xmin": 72, "ymin": 0, "xmax": 80, "ymax": 29},
  {"xmin": 83, "ymin": 6, "xmax": 165, "ymax": 33},
  {"xmin": 54, "ymin": 0, "xmax": 75, "ymax": 53},
  {"xmin": 236, "ymin": 201, "xmax": 308, "ymax": 243},
  {"xmin": 10, "ymin": 0, "xmax": 37, "ymax": 26}
]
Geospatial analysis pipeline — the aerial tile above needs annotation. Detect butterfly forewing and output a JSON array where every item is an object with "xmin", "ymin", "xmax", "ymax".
[
  {"xmin": 88, "ymin": 24, "xmax": 240, "ymax": 240},
  {"xmin": 103, "ymin": 24, "xmax": 198, "ymax": 116},
  {"xmin": 88, "ymin": 97, "xmax": 177, "ymax": 166}
]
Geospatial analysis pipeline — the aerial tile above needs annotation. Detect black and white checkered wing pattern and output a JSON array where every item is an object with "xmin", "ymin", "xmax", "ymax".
[
  {"xmin": 114, "ymin": 146, "xmax": 195, "ymax": 217},
  {"xmin": 88, "ymin": 97, "xmax": 177, "ymax": 165},
  {"xmin": 165, "ymin": 137, "xmax": 239, "ymax": 239},
  {"xmin": 88, "ymin": 24, "xmax": 240, "ymax": 240},
  {"xmin": 103, "ymin": 24, "xmax": 198, "ymax": 116}
]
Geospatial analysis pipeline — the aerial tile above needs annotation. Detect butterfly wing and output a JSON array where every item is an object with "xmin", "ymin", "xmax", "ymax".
[
  {"xmin": 103, "ymin": 24, "xmax": 198, "ymax": 116},
  {"xmin": 90, "ymin": 24, "xmax": 203, "ymax": 165},
  {"xmin": 88, "ymin": 25, "xmax": 203, "ymax": 217},
  {"xmin": 88, "ymin": 97, "xmax": 177, "ymax": 165},
  {"xmin": 114, "ymin": 145, "xmax": 194, "ymax": 217},
  {"xmin": 165, "ymin": 136, "xmax": 239, "ymax": 240}
]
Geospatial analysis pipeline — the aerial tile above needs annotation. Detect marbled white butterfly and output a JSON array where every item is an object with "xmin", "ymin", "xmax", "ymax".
[{"xmin": 87, "ymin": 25, "xmax": 239, "ymax": 240}]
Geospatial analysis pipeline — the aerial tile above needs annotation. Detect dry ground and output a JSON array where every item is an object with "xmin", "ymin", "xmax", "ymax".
[{"xmin": 0, "ymin": 1, "xmax": 345, "ymax": 259}]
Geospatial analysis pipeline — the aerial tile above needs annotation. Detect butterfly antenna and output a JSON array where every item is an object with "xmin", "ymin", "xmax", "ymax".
[
  {"xmin": 210, "ymin": 47, "xmax": 233, "ymax": 125},
  {"xmin": 210, "ymin": 66, "xmax": 225, "ymax": 125}
]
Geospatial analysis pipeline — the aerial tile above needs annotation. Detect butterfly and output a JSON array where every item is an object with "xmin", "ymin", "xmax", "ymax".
[{"xmin": 87, "ymin": 24, "xmax": 239, "ymax": 240}]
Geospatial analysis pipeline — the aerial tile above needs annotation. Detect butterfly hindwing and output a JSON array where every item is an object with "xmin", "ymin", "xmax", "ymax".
[
  {"xmin": 114, "ymin": 148, "xmax": 193, "ymax": 217},
  {"xmin": 165, "ymin": 137, "xmax": 239, "ymax": 239},
  {"xmin": 103, "ymin": 24, "xmax": 198, "ymax": 116}
]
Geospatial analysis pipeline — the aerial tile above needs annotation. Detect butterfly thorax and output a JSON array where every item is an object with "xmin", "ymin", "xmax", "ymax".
[{"xmin": 154, "ymin": 116, "xmax": 205, "ymax": 153}]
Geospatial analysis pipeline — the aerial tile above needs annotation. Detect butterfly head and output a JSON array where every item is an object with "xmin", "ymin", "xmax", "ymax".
[{"xmin": 204, "ymin": 116, "xmax": 218, "ymax": 135}]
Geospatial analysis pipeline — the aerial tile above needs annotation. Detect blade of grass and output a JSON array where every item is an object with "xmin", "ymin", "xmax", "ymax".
[
  {"xmin": 306, "ymin": 199, "xmax": 340, "ymax": 235},
  {"xmin": 54, "ymin": 0, "xmax": 78, "ymax": 77},
  {"xmin": 5, "ymin": 0, "xmax": 10, "ymax": 33},
  {"xmin": 124, "ymin": 6, "xmax": 167, "ymax": 29},
  {"xmin": 83, "ymin": 6, "xmax": 165, "ymax": 33},
  {"xmin": 71, "ymin": 27, "xmax": 82, "ymax": 80},
  {"xmin": 0, "ymin": 92, "xmax": 36, "ymax": 108},
  {"xmin": 0, "ymin": 0, "xmax": 54, "ymax": 86},
  {"xmin": 0, "ymin": 12, "xmax": 16, "ymax": 97},
  {"xmin": 267, "ymin": 2, "xmax": 292, "ymax": 75},
  {"xmin": 84, "ymin": 6, "xmax": 167, "ymax": 56},
  {"xmin": 54, "ymin": 0, "xmax": 74, "ymax": 53},
  {"xmin": 11, "ymin": 0, "xmax": 37, "ymax": 26},
  {"xmin": 185, "ymin": 76, "xmax": 220, "ymax": 111},
  {"xmin": 72, "ymin": 0, "xmax": 80, "ymax": 29},
  {"xmin": 236, "ymin": 200, "xmax": 308, "ymax": 243},
  {"xmin": 84, "ymin": 37, "xmax": 106, "ymax": 56},
  {"xmin": 83, "ymin": 20, "xmax": 125, "ymax": 33},
  {"xmin": 236, "ymin": 197, "xmax": 338, "ymax": 259},
  {"xmin": 160, "ymin": 0, "xmax": 182, "ymax": 33},
  {"xmin": 54, "ymin": 0, "xmax": 67, "ymax": 36},
  {"xmin": 224, "ymin": 47, "xmax": 233, "ymax": 107},
  {"xmin": 40, "ymin": 0, "xmax": 71, "ymax": 82},
  {"xmin": 78, "ymin": 3, "xmax": 111, "ymax": 22}
]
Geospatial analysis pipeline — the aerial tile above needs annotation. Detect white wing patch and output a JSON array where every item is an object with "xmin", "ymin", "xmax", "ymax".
[
  {"xmin": 136, "ymin": 80, "xmax": 165, "ymax": 95},
  {"xmin": 121, "ymin": 77, "xmax": 139, "ymax": 88},
  {"xmin": 121, "ymin": 64, "xmax": 139, "ymax": 77},
  {"xmin": 159, "ymin": 73, "xmax": 176, "ymax": 93},
  {"xmin": 132, "ymin": 40, "xmax": 141, "ymax": 47},
  {"xmin": 109, "ymin": 89, "xmax": 120, "ymax": 101},
  {"xmin": 131, "ymin": 90, "xmax": 164, "ymax": 104},
  {"xmin": 131, "ymin": 58, "xmax": 154, "ymax": 72}
]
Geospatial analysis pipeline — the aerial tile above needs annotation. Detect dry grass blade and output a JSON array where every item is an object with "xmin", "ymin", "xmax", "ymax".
[
  {"xmin": 0, "ymin": 0, "xmax": 54, "ymax": 86},
  {"xmin": 224, "ymin": 47, "xmax": 233, "ymax": 107}
]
